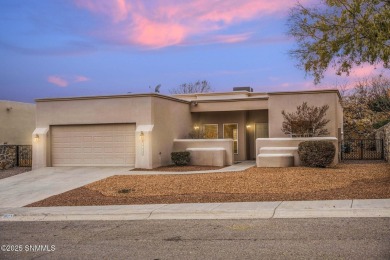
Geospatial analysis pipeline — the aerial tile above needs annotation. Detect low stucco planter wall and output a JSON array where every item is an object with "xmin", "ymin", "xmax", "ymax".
[
  {"xmin": 256, "ymin": 137, "xmax": 339, "ymax": 167},
  {"xmin": 186, "ymin": 148, "xmax": 226, "ymax": 167},
  {"xmin": 173, "ymin": 139, "xmax": 234, "ymax": 166}
]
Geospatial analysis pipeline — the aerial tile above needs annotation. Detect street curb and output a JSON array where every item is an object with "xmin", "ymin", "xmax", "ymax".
[{"xmin": 1, "ymin": 199, "xmax": 389, "ymax": 221}]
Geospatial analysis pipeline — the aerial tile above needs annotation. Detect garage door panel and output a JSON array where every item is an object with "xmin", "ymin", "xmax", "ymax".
[{"xmin": 51, "ymin": 124, "xmax": 135, "ymax": 167}]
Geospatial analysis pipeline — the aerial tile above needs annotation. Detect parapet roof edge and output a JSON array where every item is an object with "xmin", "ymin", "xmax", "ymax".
[
  {"xmin": 35, "ymin": 93, "xmax": 190, "ymax": 104},
  {"xmin": 0, "ymin": 100, "xmax": 36, "ymax": 105},
  {"xmin": 192, "ymin": 96, "xmax": 269, "ymax": 103},
  {"xmin": 268, "ymin": 89, "xmax": 341, "ymax": 99},
  {"xmin": 172, "ymin": 89, "xmax": 341, "ymax": 98},
  {"xmin": 173, "ymin": 91, "xmax": 267, "ymax": 98}
]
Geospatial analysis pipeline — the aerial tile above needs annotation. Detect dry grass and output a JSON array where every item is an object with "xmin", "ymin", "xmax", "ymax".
[{"xmin": 27, "ymin": 163, "xmax": 390, "ymax": 207}]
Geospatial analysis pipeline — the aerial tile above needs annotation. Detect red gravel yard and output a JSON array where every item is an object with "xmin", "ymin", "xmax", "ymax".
[{"xmin": 27, "ymin": 162, "xmax": 390, "ymax": 207}]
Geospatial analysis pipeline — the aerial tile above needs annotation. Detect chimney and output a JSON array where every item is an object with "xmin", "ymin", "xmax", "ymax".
[{"xmin": 233, "ymin": 86, "xmax": 253, "ymax": 92}]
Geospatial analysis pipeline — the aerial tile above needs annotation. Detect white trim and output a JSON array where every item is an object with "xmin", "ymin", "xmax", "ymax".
[{"xmin": 136, "ymin": 125, "xmax": 154, "ymax": 132}]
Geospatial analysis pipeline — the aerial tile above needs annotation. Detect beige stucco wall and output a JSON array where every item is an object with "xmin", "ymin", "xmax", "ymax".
[
  {"xmin": 190, "ymin": 98, "xmax": 268, "ymax": 112},
  {"xmin": 35, "ymin": 95, "xmax": 154, "ymax": 168},
  {"xmin": 151, "ymin": 97, "xmax": 192, "ymax": 168},
  {"xmin": 34, "ymin": 94, "xmax": 191, "ymax": 169},
  {"xmin": 0, "ymin": 101, "xmax": 36, "ymax": 145},
  {"xmin": 336, "ymin": 97, "xmax": 344, "ymax": 139},
  {"xmin": 36, "ymin": 96, "xmax": 153, "ymax": 128},
  {"xmin": 268, "ymin": 91, "xmax": 342, "ymax": 138},
  {"xmin": 173, "ymin": 139, "xmax": 234, "ymax": 165}
]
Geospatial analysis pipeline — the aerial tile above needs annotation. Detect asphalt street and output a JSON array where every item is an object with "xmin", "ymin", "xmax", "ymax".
[{"xmin": 1, "ymin": 218, "xmax": 389, "ymax": 259}]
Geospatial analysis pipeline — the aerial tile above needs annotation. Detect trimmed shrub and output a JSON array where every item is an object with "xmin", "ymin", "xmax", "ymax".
[
  {"xmin": 298, "ymin": 141, "xmax": 335, "ymax": 168},
  {"xmin": 171, "ymin": 151, "xmax": 190, "ymax": 166}
]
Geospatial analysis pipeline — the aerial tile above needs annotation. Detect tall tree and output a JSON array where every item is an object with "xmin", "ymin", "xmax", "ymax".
[
  {"xmin": 169, "ymin": 80, "xmax": 213, "ymax": 94},
  {"xmin": 287, "ymin": 0, "xmax": 390, "ymax": 83},
  {"xmin": 281, "ymin": 102, "xmax": 330, "ymax": 137}
]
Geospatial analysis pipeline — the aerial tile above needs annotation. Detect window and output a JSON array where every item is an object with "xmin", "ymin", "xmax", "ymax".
[
  {"xmin": 223, "ymin": 123, "xmax": 238, "ymax": 154},
  {"xmin": 203, "ymin": 124, "xmax": 218, "ymax": 139}
]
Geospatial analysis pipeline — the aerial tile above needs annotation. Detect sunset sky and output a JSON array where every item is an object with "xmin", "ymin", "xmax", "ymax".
[{"xmin": 1, "ymin": 0, "xmax": 388, "ymax": 103}]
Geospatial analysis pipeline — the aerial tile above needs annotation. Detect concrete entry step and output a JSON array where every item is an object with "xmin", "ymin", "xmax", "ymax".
[
  {"xmin": 259, "ymin": 147, "xmax": 300, "ymax": 166},
  {"xmin": 259, "ymin": 147, "xmax": 298, "ymax": 153},
  {"xmin": 257, "ymin": 153, "xmax": 294, "ymax": 167}
]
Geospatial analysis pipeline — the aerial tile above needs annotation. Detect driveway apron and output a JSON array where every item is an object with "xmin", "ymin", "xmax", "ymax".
[{"xmin": 0, "ymin": 167, "xmax": 131, "ymax": 207}]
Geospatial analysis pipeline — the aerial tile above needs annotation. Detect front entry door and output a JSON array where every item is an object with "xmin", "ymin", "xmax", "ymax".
[
  {"xmin": 253, "ymin": 123, "xmax": 269, "ymax": 158},
  {"xmin": 223, "ymin": 124, "xmax": 238, "ymax": 155}
]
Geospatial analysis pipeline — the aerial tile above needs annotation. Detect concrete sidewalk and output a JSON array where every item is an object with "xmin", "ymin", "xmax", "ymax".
[
  {"xmin": 1, "ymin": 199, "xmax": 389, "ymax": 221},
  {"xmin": 129, "ymin": 160, "xmax": 256, "ymax": 175}
]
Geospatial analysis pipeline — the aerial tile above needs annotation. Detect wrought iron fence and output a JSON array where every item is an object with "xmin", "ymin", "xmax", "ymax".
[
  {"xmin": 0, "ymin": 145, "xmax": 32, "ymax": 169},
  {"xmin": 341, "ymin": 139, "xmax": 384, "ymax": 160},
  {"xmin": 17, "ymin": 145, "xmax": 32, "ymax": 167}
]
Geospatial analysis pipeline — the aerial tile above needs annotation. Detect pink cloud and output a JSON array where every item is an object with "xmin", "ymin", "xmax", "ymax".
[
  {"xmin": 197, "ymin": 1, "xmax": 288, "ymax": 24},
  {"xmin": 47, "ymin": 75, "xmax": 90, "ymax": 87},
  {"xmin": 212, "ymin": 33, "xmax": 252, "ymax": 44},
  {"xmin": 349, "ymin": 65, "xmax": 380, "ymax": 78},
  {"xmin": 322, "ymin": 63, "xmax": 390, "ymax": 90},
  {"xmin": 47, "ymin": 76, "xmax": 68, "ymax": 87},
  {"xmin": 73, "ymin": 0, "xmax": 303, "ymax": 48},
  {"xmin": 130, "ymin": 15, "xmax": 187, "ymax": 48},
  {"xmin": 74, "ymin": 75, "xmax": 90, "ymax": 82},
  {"xmin": 280, "ymin": 81, "xmax": 316, "ymax": 89},
  {"xmin": 74, "ymin": 0, "xmax": 131, "ymax": 22}
]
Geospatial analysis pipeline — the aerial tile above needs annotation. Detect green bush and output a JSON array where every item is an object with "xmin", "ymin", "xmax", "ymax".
[
  {"xmin": 298, "ymin": 141, "xmax": 335, "ymax": 168},
  {"xmin": 171, "ymin": 151, "xmax": 190, "ymax": 166}
]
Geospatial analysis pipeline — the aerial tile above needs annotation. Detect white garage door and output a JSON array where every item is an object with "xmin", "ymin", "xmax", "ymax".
[{"xmin": 51, "ymin": 124, "xmax": 135, "ymax": 166}]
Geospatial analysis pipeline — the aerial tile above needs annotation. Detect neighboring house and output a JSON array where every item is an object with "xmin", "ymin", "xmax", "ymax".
[
  {"xmin": 32, "ymin": 89, "xmax": 343, "ymax": 169},
  {"xmin": 0, "ymin": 100, "xmax": 36, "ymax": 145}
]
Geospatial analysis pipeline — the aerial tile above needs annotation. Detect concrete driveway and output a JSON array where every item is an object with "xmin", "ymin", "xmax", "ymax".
[{"xmin": 0, "ymin": 167, "xmax": 132, "ymax": 208}]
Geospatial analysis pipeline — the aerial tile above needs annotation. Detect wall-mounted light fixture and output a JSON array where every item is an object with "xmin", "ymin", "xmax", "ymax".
[
  {"xmin": 246, "ymin": 124, "xmax": 251, "ymax": 129},
  {"xmin": 33, "ymin": 134, "xmax": 39, "ymax": 143},
  {"xmin": 194, "ymin": 125, "xmax": 200, "ymax": 130}
]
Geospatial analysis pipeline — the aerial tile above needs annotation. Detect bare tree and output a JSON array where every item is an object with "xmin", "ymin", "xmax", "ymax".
[
  {"xmin": 169, "ymin": 80, "xmax": 213, "ymax": 94},
  {"xmin": 149, "ymin": 84, "xmax": 161, "ymax": 93},
  {"xmin": 341, "ymin": 76, "xmax": 390, "ymax": 138},
  {"xmin": 281, "ymin": 102, "xmax": 330, "ymax": 137}
]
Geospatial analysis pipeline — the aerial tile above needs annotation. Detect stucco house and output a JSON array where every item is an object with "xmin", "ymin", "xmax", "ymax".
[{"xmin": 32, "ymin": 89, "xmax": 343, "ymax": 169}]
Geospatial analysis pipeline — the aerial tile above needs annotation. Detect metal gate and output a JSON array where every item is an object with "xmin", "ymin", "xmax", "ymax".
[
  {"xmin": 17, "ymin": 145, "xmax": 32, "ymax": 167},
  {"xmin": 341, "ymin": 139, "xmax": 384, "ymax": 160}
]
